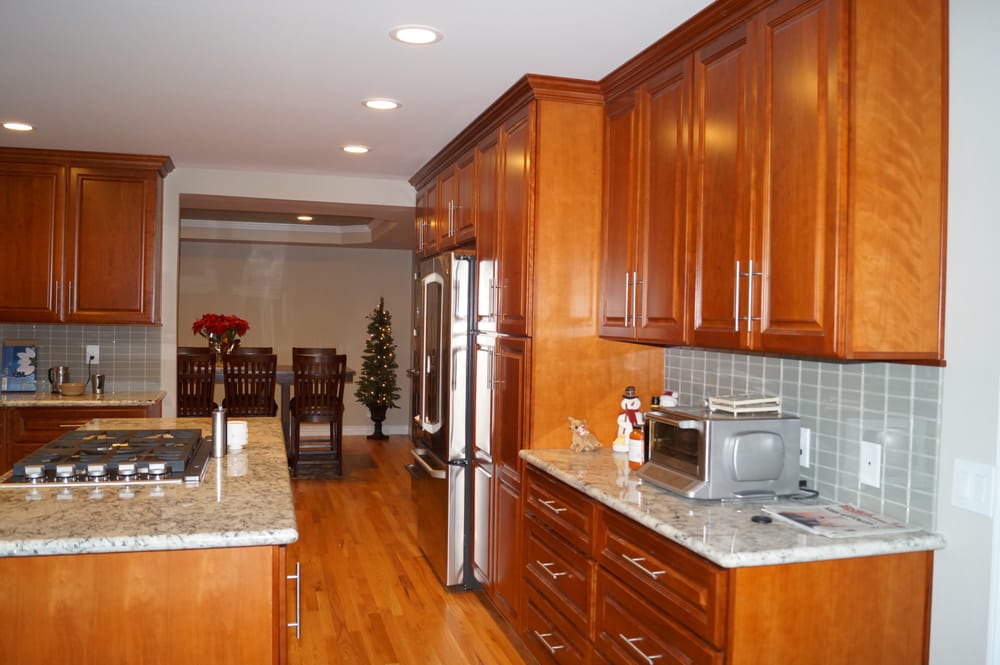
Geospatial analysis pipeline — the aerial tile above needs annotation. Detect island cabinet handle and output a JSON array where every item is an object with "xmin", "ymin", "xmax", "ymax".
[
  {"xmin": 533, "ymin": 631, "xmax": 565, "ymax": 654},
  {"xmin": 621, "ymin": 554, "xmax": 665, "ymax": 579},
  {"xmin": 287, "ymin": 561, "xmax": 301, "ymax": 639},
  {"xmin": 537, "ymin": 560, "xmax": 568, "ymax": 580},
  {"xmin": 618, "ymin": 634, "xmax": 664, "ymax": 663},
  {"xmin": 538, "ymin": 499, "xmax": 567, "ymax": 514}
]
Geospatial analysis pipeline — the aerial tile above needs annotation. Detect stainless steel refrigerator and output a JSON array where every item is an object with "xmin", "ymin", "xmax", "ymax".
[{"xmin": 407, "ymin": 250, "xmax": 476, "ymax": 590}]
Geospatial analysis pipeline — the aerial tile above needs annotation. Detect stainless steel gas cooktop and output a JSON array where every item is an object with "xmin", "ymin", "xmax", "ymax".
[{"xmin": 0, "ymin": 429, "xmax": 211, "ymax": 489}]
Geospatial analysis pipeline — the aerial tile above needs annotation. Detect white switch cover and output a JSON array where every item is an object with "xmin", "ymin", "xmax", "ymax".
[
  {"xmin": 952, "ymin": 459, "xmax": 994, "ymax": 517},
  {"xmin": 799, "ymin": 427, "xmax": 811, "ymax": 468},
  {"xmin": 860, "ymin": 440, "xmax": 882, "ymax": 488},
  {"xmin": 85, "ymin": 345, "xmax": 100, "ymax": 364}
]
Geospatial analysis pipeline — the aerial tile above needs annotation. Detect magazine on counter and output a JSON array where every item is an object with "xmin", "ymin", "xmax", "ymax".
[
  {"xmin": 761, "ymin": 502, "xmax": 921, "ymax": 538},
  {"xmin": 1, "ymin": 339, "xmax": 38, "ymax": 392}
]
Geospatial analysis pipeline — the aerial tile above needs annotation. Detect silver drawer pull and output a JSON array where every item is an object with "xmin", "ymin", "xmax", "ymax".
[
  {"xmin": 538, "ymin": 498, "xmax": 567, "ymax": 514},
  {"xmin": 622, "ymin": 554, "xmax": 665, "ymax": 579},
  {"xmin": 534, "ymin": 631, "xmax": 565, "ymax": 653},
  {"xmin": 537, "ymin": 560, "xmax": 568, "ymax": 580},
  {"xmin": 619, "ymin": 634, "xmax": 663, "ymax": 663}
]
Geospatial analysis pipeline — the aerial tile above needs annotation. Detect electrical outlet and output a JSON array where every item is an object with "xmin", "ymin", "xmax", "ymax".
[
  {"xmin": 799, "ymin": 427, "xmax": 811, "ymax": 468},
  {"xmin": 86, "ymin": 344, "xmax": 100, "ymax": 364},
  {"xmin": 860, "ymin": 440, "xmax": 882, "ymax": 488}
]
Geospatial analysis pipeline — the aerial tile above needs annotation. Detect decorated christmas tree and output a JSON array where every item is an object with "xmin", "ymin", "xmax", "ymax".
[{"xmin": 354, "ymin": 297, "xmax": 400, "ymax": 439}]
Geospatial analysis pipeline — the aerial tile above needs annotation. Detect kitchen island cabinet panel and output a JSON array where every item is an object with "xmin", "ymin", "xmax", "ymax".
[
  {"xmin": 0, "ymin": 545, "xmax": 286, "ymax": 665},
  {"xmin": 523, "ymin": 577, "xmax": 591, "ymax": 665}
]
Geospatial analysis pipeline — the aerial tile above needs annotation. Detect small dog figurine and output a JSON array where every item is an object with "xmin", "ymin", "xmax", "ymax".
[{"xmin": 569, "ymin": 417, "xmax": 602, "ymax": 452}]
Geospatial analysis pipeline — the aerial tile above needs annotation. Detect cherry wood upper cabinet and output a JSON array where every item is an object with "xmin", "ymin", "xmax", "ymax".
[
  {"xmin": 603, "ymin": 0, "xmax": 947, "ymax": 362},
  {"xmin": 475, "ymin": 131, "xmax": 500, "ymax": 331},
  {"xmin": 495, "ymin": 108, "xmax": 533, "ymax": 337},
  {"xmin": 600, "ymin": 58, "xmax": 691, "ymax": 345},
  {"xmin": 0, "ymin": 162, "xmax": 65, "ymax": 323},
  {"xmin": 0, "ymin": 149, "xmax": 172, "ymax": 325}
]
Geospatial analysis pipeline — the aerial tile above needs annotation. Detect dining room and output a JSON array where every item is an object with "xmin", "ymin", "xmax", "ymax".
[{"xmin": 175, "ymin": 203, "xmax": 414, "ymax": 438}]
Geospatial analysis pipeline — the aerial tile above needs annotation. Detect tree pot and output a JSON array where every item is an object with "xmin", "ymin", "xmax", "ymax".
[{"xmin": 366, "ymin": 404, "xmax": 389, "ymax": 440}]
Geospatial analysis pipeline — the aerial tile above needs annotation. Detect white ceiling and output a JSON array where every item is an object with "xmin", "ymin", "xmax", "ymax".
[{"xmin": 0, "ymin": 0, "xmax": 712, "ymax": 247}]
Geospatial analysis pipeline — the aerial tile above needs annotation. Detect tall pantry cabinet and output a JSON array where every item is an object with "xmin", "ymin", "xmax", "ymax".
[{"xmin": 411, "ymin": 75, "xmax": 664, "ymax": 631}]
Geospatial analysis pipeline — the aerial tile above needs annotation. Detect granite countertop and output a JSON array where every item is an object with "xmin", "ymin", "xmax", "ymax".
[
  {"xmin": 0, "ymin": 416, "xmax": 298, "ymax": 557},
  {"xmin": 521, "ymin": 447, "xmax": 946, "ymax": 569},
  {"xmin": 0, "ymin": 391, "xmax": 166, "ymax": 406}
]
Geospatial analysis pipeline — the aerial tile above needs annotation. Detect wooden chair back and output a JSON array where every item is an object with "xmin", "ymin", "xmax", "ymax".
[
  {"xmin": 291, "ymin": 347, "xmax": 336, "ymax": 356},
  {"xmin": 231, "ymin": 346, "xmax": 274, "ymax": 355},
  {"xmin": 291, "ymin": 352, "xmax": 347, "ymax": 423},
  {"xmin": 222, "ymin": 353, "xmax": 278, "ymax": 417},
  {"xmin": 176, "ymin": 352, "xmax": 217, "ymax": 417}
]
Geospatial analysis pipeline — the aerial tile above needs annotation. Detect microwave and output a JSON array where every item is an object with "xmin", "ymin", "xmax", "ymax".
[{"xmin": 639, "ymin": 407, "xmax": 801, "ymax": 500}]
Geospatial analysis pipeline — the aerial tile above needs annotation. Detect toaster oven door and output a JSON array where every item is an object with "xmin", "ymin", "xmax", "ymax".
[{"xmin": 646, "ymin": 415, "xmax": 705, "ymax": 480}]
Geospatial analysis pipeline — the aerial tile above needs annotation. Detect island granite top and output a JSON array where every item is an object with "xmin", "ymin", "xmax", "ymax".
[
  {"xmin": 0, "ymin": 390, "xmax": 166, "ymax": 407},
  {"xmin": 521, "ymin": 447, "xmax": 945, "ymax": 568},
  {"xmin": 0, "ymin": 417, "xmax": 297, "ymax": 557}
]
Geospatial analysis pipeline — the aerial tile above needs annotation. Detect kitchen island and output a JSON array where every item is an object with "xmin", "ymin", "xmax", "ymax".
[
  {"xmin": 520, "ymin": 447, "xmax": 944, "ymax": 665},
  {"xmin": 0, "ymin": 416, "xmax": 297, "ymax": 665}
]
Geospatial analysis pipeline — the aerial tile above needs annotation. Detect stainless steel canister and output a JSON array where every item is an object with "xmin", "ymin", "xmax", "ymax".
[
  {"xmin": 211, "ymin": 407, "xmax": 227, "ymax": 458},
  {"xmin": 91, "ymin": 373, "xmax": 105, "ymax": 394}
]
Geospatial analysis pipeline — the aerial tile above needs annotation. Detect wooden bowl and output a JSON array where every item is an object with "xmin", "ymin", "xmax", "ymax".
[{"xmin": 59, "ymin": 382, "xmax": 85, "ymax": 396}]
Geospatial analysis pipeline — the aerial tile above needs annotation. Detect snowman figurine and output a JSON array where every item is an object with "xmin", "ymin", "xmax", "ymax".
[{"xmin": 614, "ymin": 385, "xmax": 643, "ymax": 452}]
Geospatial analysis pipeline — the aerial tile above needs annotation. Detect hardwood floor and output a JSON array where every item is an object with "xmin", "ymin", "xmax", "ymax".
[{"xmin": 286, "ymin": 435, "xmax": 535, "ymax": 665}]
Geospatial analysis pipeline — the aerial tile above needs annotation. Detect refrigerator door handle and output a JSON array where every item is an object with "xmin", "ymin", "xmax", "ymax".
[{"xmin": 411, "ymin": 448, "xmax": 447, "ymax": 479}]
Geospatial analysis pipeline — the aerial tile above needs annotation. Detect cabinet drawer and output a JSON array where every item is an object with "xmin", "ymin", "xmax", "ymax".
[
  {"xmin": 523, "ymin": 577, "xmax": 591, "ymax": 665},
  {"xmin": 595, "ymin": 568, "xmax": 723, "ymax": 665},
  {"xmin": 597, "ymin": 508, "xmax": 727, "ymax": 648},
  {"xmin": 525, "ymin": 466, "xmax": 597, "ymax": 554},
  {"xmin": 524, "ymin": 520, "xmax": 594, "ymax": 631}
]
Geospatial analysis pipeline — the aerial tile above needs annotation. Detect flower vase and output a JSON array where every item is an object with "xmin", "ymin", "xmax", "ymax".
[
  {"xmin": 366, "ymin": 404, "xmax": 389, "ymax": 440},
  {"xmin": 208, "ymin": 334, "xmax": 240, "ymax": 356}
]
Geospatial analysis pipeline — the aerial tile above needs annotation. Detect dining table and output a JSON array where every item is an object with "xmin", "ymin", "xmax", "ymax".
[{"xmin": 213, "ymin": 364, "xmax": 355, "ymax": 440}]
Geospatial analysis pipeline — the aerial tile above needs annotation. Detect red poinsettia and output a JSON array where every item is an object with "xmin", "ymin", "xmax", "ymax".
[{"xmin": 192, "ymin": 313, "xmax": 250, "ymax": 339}]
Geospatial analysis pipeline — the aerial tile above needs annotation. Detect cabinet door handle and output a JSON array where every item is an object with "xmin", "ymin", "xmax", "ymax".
[
  {"xmin": 618, "ymin": 634, "xmax": 663, "ymax": 663},
  {"xmin": 621, "ymin": 554, "xmax": 665, "ymax": 579},
  {"xmin": 448, "ymin": 199, "xmax": 455, "ymax": 235},
  {"xmin": 69, "ymin": 281, "xmax": 76, "ymax": 314},
  {"xmin": 55, "ymin": 282, "xmax": 61, "ymax": 314},
  {"xmin": 632, "ymin": 271, "xmax": 642, "ymax": 328},
  {"xmin": 287, "ymin": 561, "xmax": 301, "ymax": 639},
  {"xmin": 734, "ymin": 261, "xmax": 742, "ymax": 333},
  {"xmin": 537, "ymin": 560, "xmax": 568, "ymax": 580},
  {"xmin": 746, "ymin": 258, "xmax": 762, "ymax": 327},
  {"xmin": 533, "ymin": 631, "xmax": 565, "ymax": 653},
  {"xmin": 624, "ymin": 272, "xmax": 631, "ymax": 328},
  {"xmin": 538, "ymin": 499, "xmax": 567, "ymax": 514}
]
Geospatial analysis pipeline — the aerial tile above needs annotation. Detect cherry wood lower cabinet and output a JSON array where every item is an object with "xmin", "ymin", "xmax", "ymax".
[
  {"xmin": 0, "ymin": 545, "xmax": 288, "ymax": 665},
  {"xmin": 1, "ymin": 403, "xmax": 162, "ymax": 473},
  {"xmin": 522, "ymin": 466, "xmax": 934, "ymax": 665}
]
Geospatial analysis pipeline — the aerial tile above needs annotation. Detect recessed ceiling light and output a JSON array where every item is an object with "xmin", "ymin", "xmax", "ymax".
[
  {"xmin": 390, "ymin": 25, "xmax": 443, "ymax": 45},
  {"xmin": 343, "ymin": 145, "xmax": 370, "ymax": 154},
  {"xmin": 2, "ymin": 121, "xmax": 34, "ymax": 132},
  {"xmin": 296, "ymin": 215, "xmax": 314, "ymax": 222},
  {"xmin": 363, "ymin": 98, "xmax": 401, "ymax": 111}
]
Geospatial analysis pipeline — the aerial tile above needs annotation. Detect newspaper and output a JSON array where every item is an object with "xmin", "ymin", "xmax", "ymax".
[{"xmin": 761, "ymin": 503, "xmax": 920, "ymax": 538}]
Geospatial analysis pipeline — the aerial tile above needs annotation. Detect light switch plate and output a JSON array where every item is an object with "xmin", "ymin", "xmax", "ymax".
[
  {"xmin": 952, "ymin": 459, "xmax": 994, "ymax": 517},
  {"xmin": 860, "ymin": 440, "xmax": 882, "ymax": 488},
  {"xmin": 85, "ymin": 344, "xmax": 100, "ymax": 364},
  {"xmin": 799, "ymin": 427, "xmax": 810, "ymax": 468}
]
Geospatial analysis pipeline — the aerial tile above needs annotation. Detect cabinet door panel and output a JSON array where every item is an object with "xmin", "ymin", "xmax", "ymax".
[
  {"xmin": 66, "ymin": 167, "xmax": 159, "ymax": 324},
  {"xmin": 753, "ymin": 0, "xmax": 839, "ymax": 355},
  {"xmin": 523, "ymin": 577, "xmax": 591, "ymax": 665},
  {"xmin": 0, "ymin": 163, "xmax": 64, "ymax": 322},
  {"xmin": 598, "ymin": 92, "xmax": 639, "ymax": 338},
  {"xmin": 689, "ymin": 24, "xmax": 753, "ymax": 350},
  {"xmin": 637, "ymin": 60, "xmax": 691, "ymax": 344},
  {"xmin": 495, "ymin": 336, "xmax": 530, "ymax": 479},
  {"xmin": 493, "ymin": 476, "xmax": 522, "ymax": 627},
  {"xmin": 475, "ymin": 132, "xmax": 500, "ymax": 329},
  {"xmin": 453, "ymin": 148, "xmax": 476, "ymax": 245},
  {"xmin": 496, "ymin": 109, "xmax": 533, "ymax": 337}
]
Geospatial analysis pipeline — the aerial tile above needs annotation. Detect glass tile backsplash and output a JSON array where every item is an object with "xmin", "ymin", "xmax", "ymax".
[
  {"xmin": 663, "ymin": 348, "xmax": 942, "ymax": 530},
  {"xmin": 0, "ymin": 324, "xmax": 161, "ymax": 394}
]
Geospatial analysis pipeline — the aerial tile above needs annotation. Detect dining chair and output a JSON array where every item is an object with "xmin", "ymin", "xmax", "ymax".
[
  {"xmin": 288, "ymin": 350, "xmax": 347, "ymax": 477},
  {"xmin": 221, "ymin": 353, "xmax": 278, "ymax": 417},
  {"xmin": 291, "ymin": 347, "xmax": 336, "ymax": 356},
  {"xmin": 230, "ymin": 346, "xmax": 274, "ymax": 354},
  {"xmin": 176, "ymin": 352, "xmax": 217, "ymax": 417}
]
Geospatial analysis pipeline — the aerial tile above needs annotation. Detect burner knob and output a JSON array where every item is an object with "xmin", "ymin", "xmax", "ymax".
[
  {"xmin": 86, "ymin": 464, "xmax": 108, "ymax": 480},
  {"xmin": 147, "ymin": 462, "xmax": 168, "ymax": 479},
  {"xmin": 117, "ymin": 462, "xmax": 137, "ymax": 479},
  {"xmin": 54, "ymin": 464, "xmax": 75, "ymax": 481},
  {"xmin": 23, "ymin": 465, "xmax": 45, "ymax": 481}
]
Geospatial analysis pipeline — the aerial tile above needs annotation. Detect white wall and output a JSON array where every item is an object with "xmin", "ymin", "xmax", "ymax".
[
  {"xmin": 932, "ymin": 2, "xmax": 1000, "ymax": 662},
  {"xmin": 160, "ymin": 167, "xmax": 415, "ymax": 435}
]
